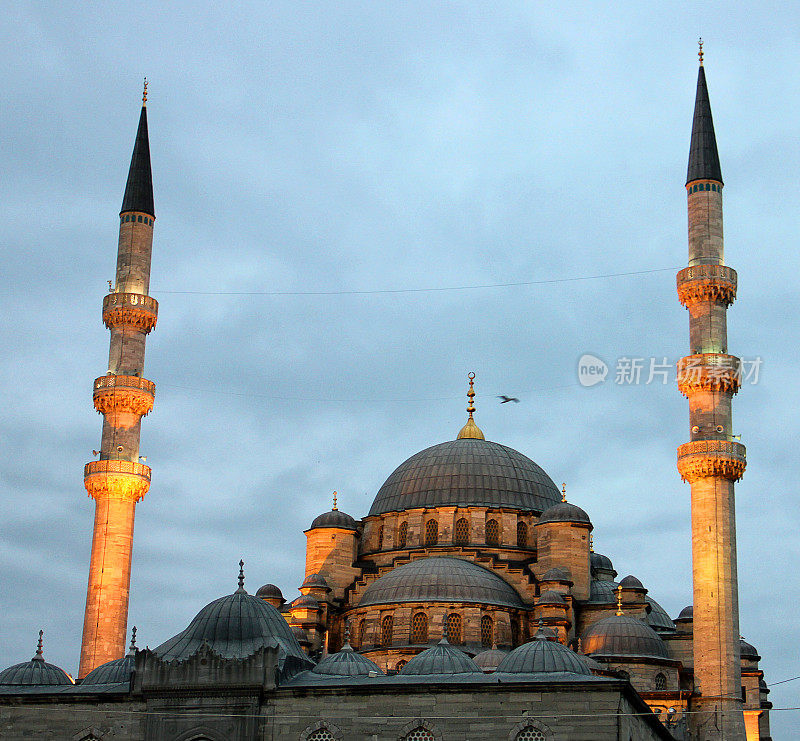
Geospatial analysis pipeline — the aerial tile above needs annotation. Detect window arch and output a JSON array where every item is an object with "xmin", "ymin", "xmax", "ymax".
[
  {"xmin": 424, "ymin": 518, "xmax": 438, "ymax": 546},
  {"xmin": 480, "ymin": 615, "xmax": 493, "ymax": 647},
  {"xmin": 515, "ymin": 727, "xmax": 546, "ymax": 741},
  {"xmin": 485, "ymin": 518, "xmax": 500, "ymax": 546},
  {"xmin": 446, "ymin": 613, "xmax": 462, "ymax": 644},
  {"xmin": 398, "ymin": 521, "xmax": 408, "ymax": 548},
  {"xmin": 655, "ymin": 672, "xmax": 667, "ymax": 690},
  {"xmin": 404, "ymin": 728, "xmax": 435, "ymax": 741},
  {"xmin": 454, "ymin": 517, "xmax": 469, "ymax": 545},
  {"xmin": 516, "ymin": 521, "xmax": 528, "ymax": 548},
  {"xmin": 357, "ymin": 619, "xmax": 366, "ymax": 649},
  {"xmin": 307, "ymin": 731, "xmax": 335, "ymax": 741},
  {"xmin": 380, "ymin": 614, "xmax": 394, "ymax": 647},
  {"xmin": 395, "ymin": 659, "xmax": 407, "ymax": 672},
  {"xmin": 410, "ymin": 612, "xmax": 428, "ymax": 643},
  {"xmin": 377, "ymin": 524, "xmax": 384, "ymax": 550}
]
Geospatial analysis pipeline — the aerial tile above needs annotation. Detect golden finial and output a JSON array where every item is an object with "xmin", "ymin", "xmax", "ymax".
[
  {"xmin": 142, "ymin": 77, "xmax": 148, "ymax": 106},
  {"xmin": 589, "ymin": 533, "xmax": 594, "ymax": 552},
  {"xmin": 561, "ymin": 483, "xmax": 567, "ymax": 503},
  {"xmin": 332, "ymin": 491, "xmax": 338, "ymax": 511},
  {"xmin": 457, "ymin": 372, "xmax": 485, "ymax": 440},
  {"xmin": 615, "ymin": 585, "xmax": 623, "ymax": 616},
  {"xmin": 698, "ymin": 38, "xmax": 704, "ymax": 66}
]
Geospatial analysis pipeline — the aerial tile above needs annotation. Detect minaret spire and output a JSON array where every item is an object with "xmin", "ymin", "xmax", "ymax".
[
  {"xmin": 676, "ymin": 49, "xmax": 746, "ymax": 740},
  {"xmin": 79, "ymin": 88, "xmax": 159, "ymax": 678}
]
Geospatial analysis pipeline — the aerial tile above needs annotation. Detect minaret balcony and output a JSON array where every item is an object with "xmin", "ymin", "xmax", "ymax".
[
  {"xmin": 677, "ymin": 264, "xmax": 737, "ymax": 308},
  {"xmin": 677, "ymin": 353, "xmax": 741, "ymax": 397},
  {"xmin": 84, "ymin": 459, "xmax": 151, "ymax": 502},
  {"xmin": 677, "ymin": 440, "xmax": 746, "ymax": 483},
  {"xmin": 103, "ymin": 292, "xmax": 158, "ymax": 333},
  {"xmin": 93, "ymin": 375, "xmax": 155, "ymax": 427}
]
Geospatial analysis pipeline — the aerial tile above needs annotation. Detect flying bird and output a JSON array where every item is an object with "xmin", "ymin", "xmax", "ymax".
[{"xmin": 498, "ymin": 395, "xmax": 520, "ymax": 404}]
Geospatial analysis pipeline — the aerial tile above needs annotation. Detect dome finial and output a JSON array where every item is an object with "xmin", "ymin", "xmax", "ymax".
[
  {"xmin": 127, "ymin": 626, "xmax": 137, "ymax": 656},
  {"xmin": 33, "ymin": 630, "xmax": 44, "ymax": 661},
  {"xmin": 698, "ymin": 37, "xmax": 704, "ymax": 66},
  {"xmin": 589, "ymin": 533, "xmax": 594, "ymax": 552},
  {"xmin": 457, "ymin": 372, "xmax": 485, "ymax": 440},
  {"xmin": 332, "ymin": 491, "xmax": 338, "ymax": 511},
  {"xmin": 142, "ymin": 77, "xmax": 148, "ymax": 106},
  {"xmin": 236, "ymin": 559, "xmax": 246, "ymax": 593},
  {"xmin": 440, "ymin": 614, "xmax": 450, "ymax": 644},
  {"xmin": 615, "ymin": 584, "xmax": 623, "ymax": 616},
  {"xmin": 561, "ymin": 482, "xmax": 567, "ymax": 503}
]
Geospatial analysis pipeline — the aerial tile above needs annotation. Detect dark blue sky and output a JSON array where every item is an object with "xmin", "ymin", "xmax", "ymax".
[{"xmin": 1, "ymin": 3, "xmax": 798, "ymax": 734}]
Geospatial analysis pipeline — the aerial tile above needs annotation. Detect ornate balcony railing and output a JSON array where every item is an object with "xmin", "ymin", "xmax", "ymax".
[
  {"xmin": 677, "ymin": 440, "xmax": 746, "ymax": 483},
  {"xmin": 102, "ymin": 292, "xmax": 158, "ymax": 333},
  {"xmin": 93, "ymin": 375, "xmax": 155, "ymax": 419},
  {"xmin": 676, "ymin": 354, "xmax": 741, "ymax": 397},
  {"xmin": 677, "ymin": 264, "xmax": 737, "ymax": 308},
  {"xmin": 83, "ymin": 459, "xmax": 151, "ymax": 502}
]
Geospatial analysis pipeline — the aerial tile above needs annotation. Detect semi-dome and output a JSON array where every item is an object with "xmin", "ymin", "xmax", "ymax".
[
  {"xmin": 310, "ymin": 509, "xmax": 358, "ymax": 531},
  {"xmin": 645, "ymin": 596, "xmax": 676, "ymax": 633},
  {"xmin": 153, "ymin": 568, "xmax": 310, "ymax": 671},
  {"xmin": 496, "ymin": 632, "xmax": 592, "ymax": 675},
  {"xmin": 399, "ymin": 639, "xmax": 481, "ymax": 676},
  {"xmin": 358, "ymin": 557, "xmax": 524, "ymax": 609},
  {"xmin": 473, "ymin": 646, "xmax": 508, "ymax": 672},
  {"xmin": 0, "ymin": 633, "xmax": 73, "ymax": 686},
  {"xmin": 581, "ymin": 616, "xmax": 669, "ymax": 660},
  {"xmin": 537, "ymin": 501, "xmax": 591, "ymax": 527},
  {"xmin": 313, "ymin": 643, "xmax": 383, "ymax": 677},
  {"xmin": 368, "ymin": 438, "xmax": 560, "ymax": 516}
]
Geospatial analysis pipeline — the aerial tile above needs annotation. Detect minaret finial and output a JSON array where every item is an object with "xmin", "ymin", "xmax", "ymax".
[
  {"xmin": 589, "ymin": 533, "xmax": 594, "ymax": 552},
  {"xmin": 456, "ymin": 372, "xmax": 485, "ymax": 440},
  {"xmin": 33, "ymin": 630, "xmax": 44, "ymax": 661},
  {"xmin": 698, "ymin": 38, "xmax": 704, "ymax": 66},
  {"xmin": 142, "ymin": 77, "xmax": 148, "ymax": 106},
  {"xmin": 332, "ymin": 491, "xmax": 338, "ymax": 511},
  {"xmin": 236, "ymin": 559, "xmax": 245, "ymax": 593},
  {"xmin": 615, "ymin": 585, "xmax": 623, "ymax": 616},
  {"xmin": 561, "ymin": 483, "xmax": 567, "ymax": 503}
]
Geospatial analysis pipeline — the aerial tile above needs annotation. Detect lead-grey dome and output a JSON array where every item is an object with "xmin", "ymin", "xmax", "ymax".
[
  {"xmin": 740, "ymin": 639, "xmax": 759, "ymax": 661},
  {"xmin": 473, "ymin": 646, "xmax": 508, "ymax": 672},
  {"xmin": 82, "ymin": 654, "xmax": 135, "ymax": 685},
  {"xmin": 496, "ymin": 633, "xmax": 592, "ymax": 675},
  {"xmin": 582, "ymin": 616, "xmax": 668, "ymax": 660},
  {"xmin": 399, "ymin": 639, "xmax": 481, "ymax": 676},
  {"xmin": 310, "ymin": 509, "xmax": 358, "ymax": 530},
  {"xmin": 676, "ymin": 605, "xmax": 694, "ymax": 621},
  {"xmin": 312, "ymin": 644, "xmax": 384, "ymax": 677},
  {"xmin": 619, "ymin": 575, "xmax": 644, "ymax": 589},
  {"xmin": 587, "ymin": 579, "xmax": 619, "ymax": 604},
  {"xmin": 0, "ymin": 643, "xmax": 73, "ymax": 687},
  {"xmin": 153, "ymin": 587, "xmax": 311, "ymax": 671},
  {"xmin": 368, "ymin": 438, "xmax": 560, "ymax": 516},
  {"xmin": 358, "ymin": 557, "xmax": 524, "ymax": 609},
  {"xmin": 536, "ymin": 501, "xmax": 591, "ymax": 527},
  {"xmin": 645, "ymin": 596, "xmax": 676, "ymax": 633}
]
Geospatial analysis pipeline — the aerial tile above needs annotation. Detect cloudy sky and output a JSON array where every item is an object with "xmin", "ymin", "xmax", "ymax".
[{"xmin": 2, "ymin": 2, "xmax": 798, "ymax": 734}]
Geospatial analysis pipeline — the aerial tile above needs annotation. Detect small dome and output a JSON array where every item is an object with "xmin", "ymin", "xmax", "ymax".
[
  {"xmin": 591, "ymin": 552, "xmax": 616, "ymax": 578},
  {"xmin": 312, "ymin": 644, "xmax": 384, "ymax": 677},
  {"xmin": 369, "ymin": 438, "xmax": 561, "ymax": 516},
  {"xmin": 676, "ymin": 605, "xmax": 694, "ymax": 621},
  {"xmin": 536, "ymin": 590, "xmax": 566, "ymax": 606},
  {"xmin": 740, "ymin": 639, "xmax": 760, "ymax": 661},
  {"xmin": 310, "ymin": 509, "xmax": 358, "ymax": 530},
  {"xmin": 358, "ymin": 557, "xmax": 524, "ymax": 609},
  {"xmin": 301, "ymin": 573, "xmax": 329, "ymax": 589},
  {"xmin": 537, "ymin": 501, "xmax": 591, "ymax": 527},
  {"xmin": 0, "ymin": 635, "xmax": 72, "ymax": 686},
  {"xmin": 587, "ymin": 579, "xmax": 619, "ymax": 604},
  {"xmin": 256, "ymin": 583, "xmax": 283, "ymax": 599},
  {"xmin": 399, "ymin": 639, "xmax": 481, "ymax": 676},
  {"xmin": 582, "ymin": 615, "xmax": 668, "ymax": 660},
  {"xmin": 82, "ymin": 654, "xmax": 134, "ymax": 685},
  {"xmin": 496, "ymin": 633, "xmax": 592, "ymax": 675},
  {"xmin": 541, "ymin": 567, "xmax": 570, "ymax": 582},
  {"xmin": 292, "ymin": 595, "xmax": 319, "ymax": 608},
  {"xmin": 619, "ymin": 575, "xmax": 644, "ymax": 590},
  {"xmin": 473, "ymin": 646, "xmax": 508, "ymax": 672},
  {"xmin": 645, "ymin": 596, "xmax": 676, "ymax": 633}
]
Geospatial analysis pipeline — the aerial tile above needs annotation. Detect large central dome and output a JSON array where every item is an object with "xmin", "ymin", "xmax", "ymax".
[{"xmin": 368, "ymin": 438, "xmax": 560, "ymax": 516}]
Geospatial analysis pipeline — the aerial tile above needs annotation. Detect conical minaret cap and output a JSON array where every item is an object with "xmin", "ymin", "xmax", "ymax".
[
  {"xmin": 121, "ymin": 82, "xmax": 155, "ymax": 217},
  {"xmin": 686, "ymin": 46, "xmax": 722, "ymax": 185}
]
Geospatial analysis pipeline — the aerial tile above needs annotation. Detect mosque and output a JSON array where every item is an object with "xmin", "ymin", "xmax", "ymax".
[{"xmin": 0, "ymin": 52, "xmax": 772, "ymax": 740}]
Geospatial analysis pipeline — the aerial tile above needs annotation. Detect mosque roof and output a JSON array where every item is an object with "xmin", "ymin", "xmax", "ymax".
[
  {"xmin": 473, "ymin": 646, "xmax": 508, "ymax": 672},
  {"xmin": 587, "ymin": 579, "xmax": 619, "ymax": 604},
  {"xmin": 310, "ymin": 509, "xmax": 358, "ymax": 530},
  {"xmin": 537, "ymin": 500, "xmax": 591, "ymax": 527},
  {"xmin": 645, "ymin": 597, "xmax": 676, "ymax": 633},
  {"xmin": 0, "ymin": 632, "xmax": 73, "ymax": 686},
  {"xmin": 687, "ymin": 60, "xmax": 723, "ymax": 184},
  {"xmin": 495, "ymin": 631, "xmax": 592, "ymax": 675},
  {"xmin": 358, "ymin": 557, "xmax": 524, "ymax": 609},
  {"xmin": 256, "ymin": 583, "xmax": 284, "ymax": 599},
  {"xmin": 581, "ymin": 616, "xmax": 669, "ymax": 660},
  {"xmin": 399, "ymin": 639, "xmax": 481, "ymax": 676},
  {"xmin": 312, "ymin": 643, "xmax": 384, "ymax": 677},
  {"xmin": 121, "ymin": 100, "xmax": 154, "ymax": 216},
  {"xmin": 82, "ymin": 628, "xmax": 138, "ymax": 685}
]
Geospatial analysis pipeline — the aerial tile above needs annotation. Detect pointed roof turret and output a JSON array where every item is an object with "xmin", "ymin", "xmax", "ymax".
[
  {"xmin": 687, "ymin": 41, "xmax": 723, "ymax": 185},
  {"xmin": 121, "ymin": 79, "xmax": 155, "ymax": 217}
]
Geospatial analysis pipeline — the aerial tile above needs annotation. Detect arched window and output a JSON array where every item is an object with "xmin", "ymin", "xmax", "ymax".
[
  {"xmin": 404, "ymin": 728, "xmax": 435, "ymax": 741},
  {"xmin": 410, "ymin": 612, "xmax": 428, "ymax": 644},
  {"xmin": 398, "ymin": 521, "xmax": 408, "ymax": 548},
  {"xmin": 516, "ymin": 521, "xmax": 528, "ymax": 548},
  {"xmin": 454, "ymin": 517, "xmax": 469, "ymax": 545},
  {"xmin": 510, "ymin": 617, "xmax": 520, "ymax": 646},
  {"xmin": 380, "ymin": 615, "xmax": 394, "ymax": 647},
  {"xmin": 655, "ymin": 672, "xmax": 667, "ymax": 690},
  {"xmin": 307, "ymin": 730, "xmax": 335, "ymax": 741},
  {"xmin": 480, "ymin": 615, "xmax": 493, "ymax": 647},
  {"xmin": 446, "ymin": 613, "xmax": 462, "ymax": 644},
  {"xmin": 357, "ymin": 619, "xmax": 366, "ymax": 649},
  {"xmin": 424, "ymin": 518, "xmax": 438, "ymax": 546},
  {"xmin": 377, "ymin": 524, "xmax": 383, "ymax": 550},
  {"xmin": 485, "ymin": 519, "xmax": 500, "ymax": 546},
  {"xmin": 395, "ymin": 659, "xmax": 407, "ymax": 672},
  {"xmin": 515, "ymin": 727, "xmax": 546, "ymax": 741}
]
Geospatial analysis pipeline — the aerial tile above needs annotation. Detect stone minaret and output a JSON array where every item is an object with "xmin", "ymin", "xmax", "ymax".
[
  {"xmin": 79, "ymin": 83, "xmax": 157, "ymax": 678},
  {"xmin": 676, "ymin": 45, "xmax": 746, "ymax": 740}
]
